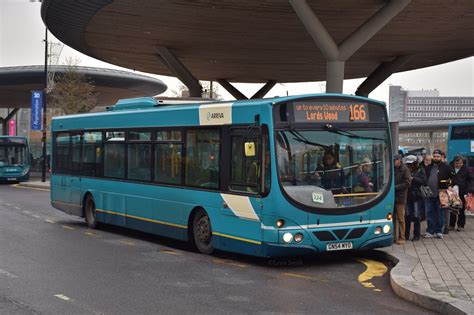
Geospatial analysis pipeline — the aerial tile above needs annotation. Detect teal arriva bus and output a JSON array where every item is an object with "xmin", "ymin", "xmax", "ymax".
[
  {"xmin": 50, "ymin": 94, "xmax": 394, "ymax": 257},
  {"xmin": 448, "ymin": 121, "xmax": 474, "ymax": 171},
  {"xmin": 0, "ymin": 136, "xmax": 30, "ymax": 182}
]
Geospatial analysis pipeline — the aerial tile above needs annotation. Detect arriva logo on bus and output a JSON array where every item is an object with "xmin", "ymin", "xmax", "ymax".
[{"xmin": 199, "ymin": 103, "xmax": 233, "ymax": 126}]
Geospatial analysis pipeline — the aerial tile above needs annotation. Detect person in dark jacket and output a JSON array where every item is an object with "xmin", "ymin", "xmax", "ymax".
[
  {"xmin": 449, "ymin": 155, "xmax": 473, "ymax": 231},
  {"xmin": 315, "ymin": 150, "xmax": 344, "ymax": 191},
  {"xmin": 423, "ymin": 149, "xmax": 455, "ymax": 238},
  {"xmin": 394, "ymin": 154, "xmax": 412, "ymax": 245},
  {"xmin": 405, "ymin": 155, "xmax": 426, "ymax": 241}
]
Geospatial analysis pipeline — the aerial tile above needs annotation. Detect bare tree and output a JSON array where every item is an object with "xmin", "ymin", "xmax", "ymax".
[
  {"xmin": 167, "ymin": 81, "xmax": 222, "ymax": 99},
  {"xmin": 49, "ymin": 58, "xmax": 97, "ymax": 115}
]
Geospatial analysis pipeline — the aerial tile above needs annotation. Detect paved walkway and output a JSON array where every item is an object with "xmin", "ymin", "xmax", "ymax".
[
  {"xmin": 384, "ymin": 216, "xmax": 474, "ymax": 314},
  {"xmin": 18, "ymin": 180, "xmax": 50, "ymax": 190}
]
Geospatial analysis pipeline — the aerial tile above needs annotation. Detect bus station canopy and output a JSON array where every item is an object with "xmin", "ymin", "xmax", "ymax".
[
  {"xmin": 41, "ymin": 0, "xmax": 474, "ymax": 84},
  {"xmin": 0, "ymin": 65, "xmax": 167, "ymax": 108}
]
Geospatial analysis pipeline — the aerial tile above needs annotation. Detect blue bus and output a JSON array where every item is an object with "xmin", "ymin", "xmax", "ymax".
[
  {"xmin": 448, "ymin": 121, "xmax": 474, "ymax": 171},
  {"xmin": 50, "ymin": 94, "xmax": 394, "ymax": 257},
  {"xmin": 0, "ymin": 136, "xmax": 30, "ymax": 182}
]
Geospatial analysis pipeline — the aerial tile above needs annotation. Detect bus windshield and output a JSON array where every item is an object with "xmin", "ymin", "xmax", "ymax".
[
  {"xmin": 276, "ymin": 128, "xmax": 390, "ymax": 209},
  {"xmin": 0, "ymin": 140, "xmax": 28, "ymax": 166}
]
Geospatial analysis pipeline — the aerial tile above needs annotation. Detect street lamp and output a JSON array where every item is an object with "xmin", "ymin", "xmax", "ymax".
[{"xmin": 30, "ymin": 0, "xmax": 48, "ymax": 182}]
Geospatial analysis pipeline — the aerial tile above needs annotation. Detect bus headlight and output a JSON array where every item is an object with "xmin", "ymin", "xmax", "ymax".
[
  {"xmin": 374, "ymin": 226, "xmax": 382, "ymax": 235},
  {"xmin": 294, "ymin": 233, "xmax": 304, "ymax": 243},
  {"xmin": 383, "ymin": 225, "xmax": 391, "ymax": 234},
  {"xmin": 282, "ymin": 232, "xmax": 293, "ymax": 243}
]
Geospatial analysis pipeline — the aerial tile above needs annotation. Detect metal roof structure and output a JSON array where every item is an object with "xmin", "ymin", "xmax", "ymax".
[
  {"xmin": 0, "ymin": 65, "xmax": 167, "ymax": 108},
  {"xmin": 399, "ymin": 118, "xmax": 474, "ymax": 132},
  {"xmin": 41, "ymin": 0, "xmax": 474, "ymax": 97}
]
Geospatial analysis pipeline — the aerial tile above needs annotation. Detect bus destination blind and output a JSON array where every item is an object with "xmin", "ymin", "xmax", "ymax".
[{"xmin": 292, "ymin": 101, "xmax": 370, "ymax": 123}]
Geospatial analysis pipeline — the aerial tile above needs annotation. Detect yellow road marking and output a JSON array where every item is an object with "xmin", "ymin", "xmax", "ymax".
[
  {"xmin": 119, "ymin": 240, "xmax": 135, "ymax": 246},
  {"xmin": 45, "ymin": 219, "xmax": 55, "ymax": 224},
  {"xmin": 282, "ymin": 272, "xmax": 326, "ymax": 282},
  {"xmin": 11, "ymin": 184, "xmax": 49, "ymax": 192},
  {"xmin": 84, "ymin": 231, "xmax": 100, "ymax": 237},
  {"xmin": 356, "ymin": 258, "xmax": 387, "ymax": 291},
  {"xmin": 213, "ymin": 259, "xmax": 247, "ymax": 268},
  {"xmin": 160, "ymin": 249, "xmax": 182, "ymax": 255},
  {"xmin": 61, "ymin": 225, "xmax": 75, "ymax": 230}
]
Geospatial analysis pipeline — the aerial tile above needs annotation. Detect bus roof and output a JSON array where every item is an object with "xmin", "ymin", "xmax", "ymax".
[
  {"xmin": 56, "ymin": 93, "xmax": 385, "ymax": 117},
  {"xmin": 51, "ymin": 93, "xmax": 386, "ymax": 131},
  {"xmin": 0, "ymin": 136, "xmax": 28, "ymax": 140},
  {"xmin": 448, "ymin": 121, "xmax": 474, "ymax": 127}
]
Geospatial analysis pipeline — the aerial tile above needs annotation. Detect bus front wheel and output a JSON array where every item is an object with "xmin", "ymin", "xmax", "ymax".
[
  {"xmin": 84, "ymin": 195, "xmax": 99, "ymax": 229},
  {"xmin": 192, "ymin": 209, "xmax": 214, "ymax": 254}
]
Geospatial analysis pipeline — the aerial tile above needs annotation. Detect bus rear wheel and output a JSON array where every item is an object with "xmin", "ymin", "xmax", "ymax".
[
  {"xmin": 192, "ymin": 209, "xmax": 214, "ymax": 254},
  {"xmin": 84, "ymin": 195, "xmax": 99, "ymax": 229}
]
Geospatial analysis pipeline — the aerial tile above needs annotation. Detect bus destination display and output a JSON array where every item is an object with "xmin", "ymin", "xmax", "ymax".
[{"xmin": 292, "ymin": 101, "xmax": 370, "ymax": 123}]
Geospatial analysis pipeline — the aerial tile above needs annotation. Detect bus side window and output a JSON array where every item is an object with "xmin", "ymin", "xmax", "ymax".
[
  {"xmin": 185, "ymin": 129, "xmax": 220, "ymax": 189},
  {"xmin": 82, "ymin": 132, "xmax": 102, "ymax": 177},
  {"xmin": 54, "ymin": 132, "xmax": 71, "ymax": 173},
  {"xmin": 155, "ymin": 129, "xmax": 182, "ymax": 185},
  {"xmin": 104, "ymin": 131, "xmax": 125, "ymax": 179}
]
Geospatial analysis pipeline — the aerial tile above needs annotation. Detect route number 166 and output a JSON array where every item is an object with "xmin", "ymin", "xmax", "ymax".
[{"xmin": 349, "ymin": 104, "xmax": 367, "ymax": 121}]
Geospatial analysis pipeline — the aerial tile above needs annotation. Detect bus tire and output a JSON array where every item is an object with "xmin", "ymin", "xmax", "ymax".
[
  {"xmin": 84, "ymin": 195, "xmax": 99, "ymax": 229},
  {"xmin": 191, "ymin": 209, "xmax": 214, "ymax": 254}
]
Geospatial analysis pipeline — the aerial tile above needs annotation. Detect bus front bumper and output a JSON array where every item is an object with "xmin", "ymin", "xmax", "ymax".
[{"xmin": 261, "ymin": 234, "xmax": 393, "ymax": 257}]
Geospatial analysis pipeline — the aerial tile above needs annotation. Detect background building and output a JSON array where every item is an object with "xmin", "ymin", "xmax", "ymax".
[
  {"xmin": 389, "ymin": 85, "xmax": 474, "ymax": 153},
  {"xmin": 389, "ymin": 85, "xmax": 474, "ymax": 122}
]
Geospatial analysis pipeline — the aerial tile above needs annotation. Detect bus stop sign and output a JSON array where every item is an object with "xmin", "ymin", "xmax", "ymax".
[{"xmin": 31, "ymin": 90, "xmax": 42, "ymax": 131}]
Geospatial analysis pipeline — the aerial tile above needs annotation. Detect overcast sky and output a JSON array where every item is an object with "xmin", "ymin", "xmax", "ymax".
[{"xmin": 1, "ymin": 0, "xmax": 473, "ymax": 103}]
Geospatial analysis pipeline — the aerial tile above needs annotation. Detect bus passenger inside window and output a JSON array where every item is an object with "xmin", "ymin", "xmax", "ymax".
[
  {"xmin": 354, "ymin": 158, "xmax": 374, "ymax": 193},
  {"xmin": 314, "ymin": 150, "xmax": 344, "ymax": 192}
]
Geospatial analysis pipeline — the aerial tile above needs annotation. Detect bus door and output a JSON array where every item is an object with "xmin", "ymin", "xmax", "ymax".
[
  {"xmin": 67, "ymin": 133, "xmax": 82, "ymax": 211},
  {"xmin": 220, "ymin": 127, "xmax": 267, "ymax": 247}
]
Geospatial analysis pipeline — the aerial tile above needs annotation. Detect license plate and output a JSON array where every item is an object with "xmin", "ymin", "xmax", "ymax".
[
  {"xmin": 7, "ymin": 178, "xmax": 17, "ymax": 181},
  {"xmin": 326, "ymin": 242, "xmax": 353, "ymax": 251}
]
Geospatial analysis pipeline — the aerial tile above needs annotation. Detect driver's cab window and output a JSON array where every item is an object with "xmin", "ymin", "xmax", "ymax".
[{"xmin": 185, "ymin": 129, "xmax": 220, "ymax": 189}]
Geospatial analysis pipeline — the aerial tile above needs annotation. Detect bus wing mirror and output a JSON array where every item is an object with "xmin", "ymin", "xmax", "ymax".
[{"xmin": 244, "ymin": 142, "xmax": 256, "ymax": 157}]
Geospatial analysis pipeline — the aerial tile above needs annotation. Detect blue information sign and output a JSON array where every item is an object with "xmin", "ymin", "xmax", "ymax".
[{"xmin": 31, "ymin": 90, "xmax": 43, "ymax": 131}]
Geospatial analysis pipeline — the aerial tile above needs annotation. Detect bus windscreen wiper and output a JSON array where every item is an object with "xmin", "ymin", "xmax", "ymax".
[
  {"xmin": 285, "ymin": 126, "xmax": 328, "ymax": 149},
  {"xmin": 324, "ymin": 124, "xmax": 384, "ymax": 141}
]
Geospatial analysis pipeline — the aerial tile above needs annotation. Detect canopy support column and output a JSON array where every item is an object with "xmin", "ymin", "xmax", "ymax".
[
  {"xmin": 429, "ymin": 132, "xmax": 434, "ymax": 154},
  {"xmin": 289, "ymin": 0, "xmax": 411, "ymax": 93},
  {"xmin": 356, "ymin": 55, "xmax": 413, "ymax": 97},
  {"xmin": 218, "ymin": 80, "xmax": 278, "ymax": 100},
  {"xmin": 156, "ymin": 46, "xmax": 202, "ymax": 97},
  {"xmin": 217, "ymin": 79, "xmax": 247, "ymax": 100},
  {"xmin": 251, "ymin": 80, "xmax": 277, "ymax": 99}
]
